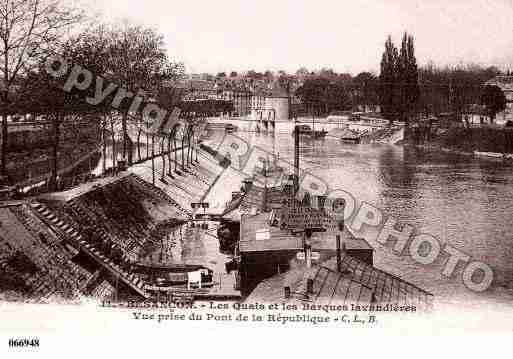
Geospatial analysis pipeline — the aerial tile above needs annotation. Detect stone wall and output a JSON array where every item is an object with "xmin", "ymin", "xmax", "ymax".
[{"xmin": 6, "ymin": 121, "xmax": 100, "ymax": 151}]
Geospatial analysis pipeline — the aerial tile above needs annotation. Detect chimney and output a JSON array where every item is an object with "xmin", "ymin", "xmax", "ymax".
[
  {"xmin": 284, "ymin": 286, "xmax": 291, "ymax": 299},
  {"xmin": 317, "ymin": 195, "xmax": 327, "ymax": 211},
  {"xmin": 283, "ymin": 174, "xmax": 295, "ymax": 194},
  {"xmin": 306, "ymin": 244, "xmax": 312, "ymax": 268},
  {"xmin": 306, "ymin": 279, "xmax": 313, "ymax": 294},
  {"xmin": 371, "ymin": 291, "xmax": 377, "ymax": 304},
  {"xmin": 231, "ymin": 191, "xmax": 241, "ymax": 201},
  {"xmin": 242, "ymin": 179, "xmax": 253, "ymax": 192}
]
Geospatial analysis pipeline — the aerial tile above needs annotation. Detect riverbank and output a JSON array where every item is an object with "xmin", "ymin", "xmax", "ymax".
[
  {"xmin": 405, "ymin": 125, "xmax": 513, "ymax": 152},
  {"xmin": 402, "ymin": 125, "xmax": 513, "ymax": 163},
  {"xmin": 401, "ymin": 142, "xmax": 513, "ymax": 165},
  {"xmin": 402, "ymin": 143, "xmax": 473, "ymax": 156}
]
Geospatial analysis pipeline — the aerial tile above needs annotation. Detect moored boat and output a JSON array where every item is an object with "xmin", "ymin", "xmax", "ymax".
[
  {"xmin": 225, "ymin": 123, "xmax": 237, "ymax": 133},
  {"xmin": 340, "ymin": 136, "xmax": 360, "ymax": 144},
  {"xmin": 292, "ymin": 125, "xmax": 328, "ymax": 138}
]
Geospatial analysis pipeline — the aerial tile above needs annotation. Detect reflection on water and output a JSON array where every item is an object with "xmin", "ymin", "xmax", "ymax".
[{"xmin": 206, "ymin": 129, "xmax": 513, "ymax": 307}]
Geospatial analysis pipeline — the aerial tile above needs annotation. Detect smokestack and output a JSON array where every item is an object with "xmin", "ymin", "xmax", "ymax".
[
  {"xmin": 242, "ymin": 179, "xmax": 253, "ymax": 192},
  {"xmin": 306, "ymin": 279, "xmax": 313, "ymax": 294},
  {"xmin": 232, "ymin": 191, "xmax": 241, "ymax": 201},
  {"xmin": 306, "ymin": 244, "xmax": 312, "ymax": 268},
  {"xmin": 284, "ymin": 286, "xmax": 291, "ymax": 299}
]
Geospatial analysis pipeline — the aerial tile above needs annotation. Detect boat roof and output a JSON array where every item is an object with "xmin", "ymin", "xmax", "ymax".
[
  {"xmin": 239, "ymin": 212, "xmax": 371, "ymax": 253},
  {"xmin": 246, "ymin": 254, "xmax": 433, "ymax": 311}
]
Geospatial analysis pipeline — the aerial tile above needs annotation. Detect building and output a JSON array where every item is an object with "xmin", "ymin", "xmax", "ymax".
[
  {"xmin": 174, "ymin": 79, "xmax": 218, "ymax": 100},
  {"xmin": 174, "ymin": 77, "xmax": 291, "ymax": 121},
  {"xmin": 188, "ymin": 73, "xmax": 214, "ymax": 82},
  {"xmin": 219, "ymin": 89, "xmax": 252, "ymax": 116},
  {"xmin": 461, "ymin": 104, "xmax": 492, "ymax": 126},
  {"xmin": 264, "ymin": 86, "xmax": 289, "ymax": 122},
  {"xmin": 250, "ymin": 82, "xmax": 290, "ymax": 122},
  {"xmin": 484, "ymin": 76, "xmax": 513, "ymax": 125}
]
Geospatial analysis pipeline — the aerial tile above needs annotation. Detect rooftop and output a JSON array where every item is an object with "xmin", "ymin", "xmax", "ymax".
[
  {"xmin": 239, "ymin": 212, "xmax": 371, "ymax": 253},
  {"xmin": 0, "ymin": 202, "xmax": 99, "ymax": 301},
  {"xmin": 226, "ymin": 180, "xmax": 372, "ymax": 253},
  {"xmin": 247, "ymin": 255, "xmax": 433, "ymax": 311}
]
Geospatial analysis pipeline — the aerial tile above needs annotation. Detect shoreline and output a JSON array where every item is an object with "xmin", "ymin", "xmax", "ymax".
[{"xmin": 402, "ymin": 142, "xmax": 513, "ymax": 163}]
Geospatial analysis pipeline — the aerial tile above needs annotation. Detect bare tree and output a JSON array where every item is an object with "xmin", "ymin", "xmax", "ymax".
[
  {"xmin": 278, "ymin": 74, "xmax": 296, "ymax": 120},
  {"xmin": 0, "ymin": 0, "xmax": 83, "ymax": 181},
  {"xmin": 21, "ymin": 66, "xmax": 90, "ymax": 190},
  {"xmin": 62, "ymin": 25, "xmax": 112, "ymax": 176},
  {"xmin": 135, "ymin": 114, "xmax": 144, "ymax": 162},
  {"xmin": 105, "ymin": 22, "xmax": 183, "ymax": 166}
]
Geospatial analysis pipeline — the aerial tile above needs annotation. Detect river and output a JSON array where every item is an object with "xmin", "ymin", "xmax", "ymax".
[{"xmin": 205, "ymin": 127, "xmax": 513, "ymax": 310}]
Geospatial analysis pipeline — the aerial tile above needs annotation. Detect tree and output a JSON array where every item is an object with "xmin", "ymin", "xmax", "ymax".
[
  {"xmin": 20, "ymin": 63, "xmax": 93, "ymax": 190},
  {"xmin": 379, "ymin": 33, "xmax": 419, "ymax": 124},
  {"xmin": 296, "ymin": 77, "xmax": 351, "ymax": 117},
  {"xmin": 229, "ymin": 71, "xmax": 238, "ymax": 78},
  {"xmin": 379, "ymin": 36, "xmax": 398, "ymax": 121},
  {"xmin": 156, "ymin": 85, "xmax": 185, "ymax": 177},
  {"xmin": 246, "ymin": 70, "xmax": 263, "ymax": 80},
  {"xmin": 62, "ymin": 26, "xmax": 114, "ymax": 173},
  {"xmin": 39, "ymin": 24, "xmax": 184, "ymax": 182},
  {"xmin": 0, "ymin": 0, "xmax": 83, "ymax": 182},
  {"xmin": 296, "ymin": 67, "xmax": 309, "ymax": 78},
  {"xmin": 398, "ymin": 33, "xmax": 419, "ymax": 122},
  {"xmin": 481, "ymin": 85, "xmax": 506, "ymax": 123},
  {"xmin": 318, "ymin": 68, "xmax": 337, "ymax": 80},
  {"xmin": 278, "ymin": 74, "xmax": 295, "ymax": 119},
  {"xmin": 104, "ymin": 22, "xmax": 182, "ymax": 165},
  {"xmin": 352, "ymin": 72, "xmax": 379, "ymax": 111},
  {"xmin": 296, "ymin": 78, "xmax": 328, "ymax": 110},
  {"xmin": 418, "ymin": 63, "xmax": 448, "ymax": 117},
  {"xmin": 325, "ymin": 81, "xmax": 351, "ymax": 113},
  {"xmin": 418, "ymin": 63, "xmax": 501, "ymax": 119}
]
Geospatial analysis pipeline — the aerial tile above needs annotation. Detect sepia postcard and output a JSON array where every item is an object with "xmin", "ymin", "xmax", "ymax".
[{"xmin": 0, "ymin": 0, "xmax": 512, "ymax": 356}]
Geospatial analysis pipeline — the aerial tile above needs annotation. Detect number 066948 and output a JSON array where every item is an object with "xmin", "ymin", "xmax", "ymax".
[{"xmin": 8, "ymin": 338, "xmax": 40, "ymax": 348}]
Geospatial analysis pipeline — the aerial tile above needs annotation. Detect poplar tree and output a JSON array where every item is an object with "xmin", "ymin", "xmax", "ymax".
[
  {"xmin": 379, "ymin": 33, "xmax": 419, "ymax": 124},
  {"xmin": 379, "ymin": 36, "xmax": 398, "ymax": 121},
  {"xmin": 401, "ymin": 33, "xmax": 419, "ymax": 122}
]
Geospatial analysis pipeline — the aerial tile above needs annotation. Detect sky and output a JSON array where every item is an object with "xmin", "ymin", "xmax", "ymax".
[{"xmin": 84, "ymin": 0, "xmax": 513, "ymax": 75}]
